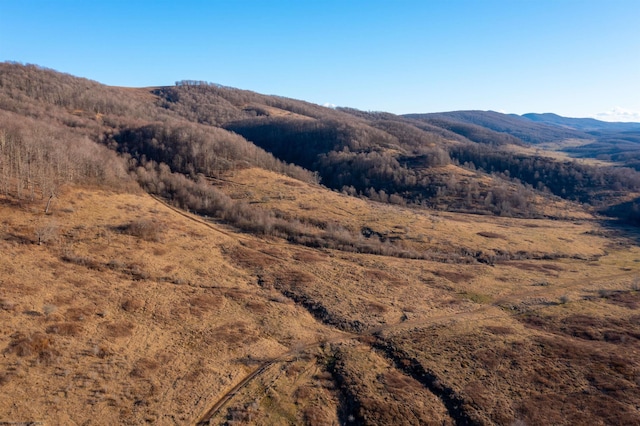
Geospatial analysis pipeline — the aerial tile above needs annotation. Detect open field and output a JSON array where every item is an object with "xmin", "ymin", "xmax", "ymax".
[
  {"xmin": 0, "ymin": 186, "xmax": 332, "ymax": 424},
  {"xmin": 2, "ymin": 164, "xmax": 639, "ymax": 425}
]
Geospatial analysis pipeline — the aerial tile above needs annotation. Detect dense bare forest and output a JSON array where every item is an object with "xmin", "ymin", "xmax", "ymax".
[
  {"xmin": 2, "ymin": 62, "xmax": 640, "ymax": 225},
  {"xmin": 0, "ymin": 109, "xmax": 130, "ymax": 199}
]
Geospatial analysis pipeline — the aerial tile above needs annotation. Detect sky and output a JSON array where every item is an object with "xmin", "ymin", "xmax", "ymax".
[{"xmin": 1, "ymin": 0, "xmax": 639, "ymax": 121}]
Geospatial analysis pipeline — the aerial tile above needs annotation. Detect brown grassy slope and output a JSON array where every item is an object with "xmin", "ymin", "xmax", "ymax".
[
  {"xmin": 2, "ymin": 168, "xmax": 640, "ymax": 425},
  {"xmin": 380, "ymin": 294, "xmax": 640, "ymax": 425},
  {"xmin": 213, "ymin": 167, "xmax": 639, "ymax": 338},
  {"xmin": 0, "ymin": 187, "xmax": 334, "ymax": 425},
  {"xmin": 203, "ymin": 345, "xmax": 344, "ymax": 425},
  {"xmin": 200, "ymin": 166, "xmax": 640, "ymax": 425},
  {"xmin": 328, "ymin": 341, "xmax": 454, "ymax": 425}
]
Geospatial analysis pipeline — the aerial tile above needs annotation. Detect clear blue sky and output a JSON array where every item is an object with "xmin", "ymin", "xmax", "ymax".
[{"xmin": 1, "ymin": 0, "xmax": 639, "ymax": 120}]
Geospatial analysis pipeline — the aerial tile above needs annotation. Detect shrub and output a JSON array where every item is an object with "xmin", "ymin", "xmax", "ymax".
[
  {"xmin": 46, "ymin": 322, "xmax": 82, "ymax": 336},
  {"xmin": 43, "ymin": 304, "xmax": 57, "ymax": 316},
  {"xmin": 5, "ymin": 332, "xmax": 59, "ymax": 365},
  {"xmin": 35, "ymin": 220, "xmax": 59, "ymax": 245},
  {"xmin": 121, "ymin": 298, "xmax": 144, "ymax": 312},
  {"xmin": 0, "ymin": 298, "xmax": 16, "ymax": 311},
  {"xmin": 61, "ymin": 250, "xmax": 103, "ymax": 270},
  {"xmin": 130, "ymin": 358, "xmax": 160, "ymax": 378},
  {"xmin": 188, "ymin": 294, "xmax": 223, "ymax": 316},
  {"xmin": 117, "ymin": 219, "xmax": 161, "ymax": 242},
  {"xmin": 103, "ymin": 321, "xmax": 135, "ymax": 338}
]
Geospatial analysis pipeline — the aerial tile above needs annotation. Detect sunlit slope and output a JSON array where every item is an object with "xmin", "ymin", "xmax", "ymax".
[
  {"xmin": 201, "ymin": 166, "xmax": 640, "ymax": 425},
  {"xmin": 0, "ymin": 187, "xmax": 332, "ymax": 425},
  {"xmin": 2, "ymin": 169, "xmax": 640, "ymax": 424}
]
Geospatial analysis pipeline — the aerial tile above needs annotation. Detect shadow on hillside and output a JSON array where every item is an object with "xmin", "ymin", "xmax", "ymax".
[
  {"xmin": 597, "ymin": 218, "xmax": 640, "ymax": 249},
  {"xmin": 0, "ymin": 196, "xmax": 29, "ymax": 209},
  {"xmin": 3, "ymin": 232, "xmax": 34, "ymax": 245},
  {"xmin": 595, "ymin": 196, "xmax": 640, "ymax": 247}
]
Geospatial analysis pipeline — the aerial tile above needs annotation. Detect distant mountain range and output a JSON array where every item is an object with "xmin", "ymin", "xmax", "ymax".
[
  {"xmin": 520, "ymin": 112, "xmax": 640, "ymax": 132},
  {"xmin": 404, "ymin": 110, "xmax": 640, "ymax": 145},
  {"xmin": 404, "ymin": 111, "xmax": 586, "ymax": 145}
]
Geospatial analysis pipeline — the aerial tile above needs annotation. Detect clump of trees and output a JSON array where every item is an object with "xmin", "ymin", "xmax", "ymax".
[
  {"xmin": 155, "ymin": 80, "xmax": 346, "ymax": 126},
  {"xmin": 224, "ymin": 117, "xmax": 449, "ymax": 199},
  {"xmin": 0, "ymin": 62, "xmax": 159, "ymax": 122},
  {"xmin": 0, "ymin": 63, "xmax": 317, "ymax": 197},
  {"xmin": 0, "ymin": 110, "xmax": 129, "ymax": 200},
  {"xmin": 107, "ymin": 121, "xmax": 317, "ymax": 183},
  {"xmin": 224, "ymin": 115, "xmax": 551, "ymax": 217},
  {"xmin": 133, "ymin": 160, "xmax": 436, "ymax": 259},
  {"xmin": 449, "ymin": 143, "xmax": 640, "ymax": 204}
]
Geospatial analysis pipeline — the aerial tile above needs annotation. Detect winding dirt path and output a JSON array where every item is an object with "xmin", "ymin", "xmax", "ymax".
[
  {"xmin": 192, "ymin": 267, "xmax": 639, "ymax": 425},
  {"xmin": 148, "ymin": 194, "xmax": 639, "ymax": 425}
]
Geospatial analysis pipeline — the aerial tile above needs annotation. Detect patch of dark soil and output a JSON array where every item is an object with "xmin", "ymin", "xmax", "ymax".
[
  {"xmin": 600, "ymin": 290, "xmax": 640, "ymax": 309},
  {"xmin": 432, "ymin": 270, "xmax": 474, "ymax": 284},
  {"xmin": 476, "ymin": 232, "xmax": 505, "ymax": 239}
]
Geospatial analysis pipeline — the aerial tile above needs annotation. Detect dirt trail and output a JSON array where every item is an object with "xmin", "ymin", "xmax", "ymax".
[
  {"xmin": 149, "ymin": 194, "xmax": 240, "ymax": 241},
  {"xmin": 149, "ymin": 194, "xmax": 640, "ymax": 425},
  {"xmin": 193, "ymin": 267, "xmax": 639, "ymax": 425},
  {"xmin": 193, "ymin": 306, "xmax": 497, "ymax": 424},
  {"xmin": 194, "ymin": 331, "xmax": 354, "ymax": 425}
]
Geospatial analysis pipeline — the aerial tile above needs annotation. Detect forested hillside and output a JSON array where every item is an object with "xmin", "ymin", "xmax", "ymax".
[{"xmin": 1, "ymin": 62, "xmax": 640, "ymax": 225}]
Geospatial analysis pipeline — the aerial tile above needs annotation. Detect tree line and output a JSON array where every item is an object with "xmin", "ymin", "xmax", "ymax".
[
  {"xmin": 3, "ymin": 62, "xmax": 640, "ymax": 225},
  {"xmin": 449, "ymin": 143, "xmax": 640, "ymax": 204}
]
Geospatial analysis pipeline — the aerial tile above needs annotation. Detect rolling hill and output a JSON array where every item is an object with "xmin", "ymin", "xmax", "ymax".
[
  {"xmin": 404, "ymin": 110, "xmax": 590, "ymax": 144},
  {"xmin": 522, "ymin": 112, "xmax": 640, "ymax": 132},
  {"xmin": 1, "ymin": 62, "xmax": 640, "ymax": 425}
]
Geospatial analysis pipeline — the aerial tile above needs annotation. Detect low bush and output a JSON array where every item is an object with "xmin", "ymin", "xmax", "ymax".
[
  {"xmin": 46, "ymin": 322, "xmax": 82, "ymax": 336},
  {"xmin": 116, "ymin": 219, "xmax": 161, "ymax": 242},
  {"xmin": 4, "ymin": 332, "xmax": 59, "ymax": 365}
]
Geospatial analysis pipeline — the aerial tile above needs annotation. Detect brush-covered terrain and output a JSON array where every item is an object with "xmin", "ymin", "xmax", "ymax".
[{"xmin": 1, "ymin": 62, "xmax": 640, "ymax": 425}]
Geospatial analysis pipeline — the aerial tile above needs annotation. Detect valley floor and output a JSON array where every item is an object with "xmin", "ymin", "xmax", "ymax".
[{"xmin": 1, "ymin": 176, "xmax": 640, "ymax": 425}]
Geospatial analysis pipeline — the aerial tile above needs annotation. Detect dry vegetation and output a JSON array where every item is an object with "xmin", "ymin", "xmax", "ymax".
[
  {"xmin": 2, "ymin": 62, "xmax": 640, "ymax": 425},
  {"xmin": 0, "ymin": 189, "xmax": 331, "ymax": 424},
  {"xmin": 3, "ymin": 170, "xmax": 640, "ymax": 424}
]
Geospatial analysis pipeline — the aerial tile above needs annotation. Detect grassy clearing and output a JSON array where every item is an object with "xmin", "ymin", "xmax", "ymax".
[
  {"xmin": 1, "ymin": 169, "xmax": 639, "ymax": 424},
  {"xmin": 0, "ymin": 187, "xmax": 331, "ymax": 425}
]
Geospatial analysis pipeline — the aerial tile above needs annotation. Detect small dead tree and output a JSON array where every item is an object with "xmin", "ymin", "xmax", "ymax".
[
  {"xmin": 35, "ymin": 219, "xmax": 58, "ymax": 245},
  {"xmin": 44, "ymin": 191, "xmax": 56, "ymax": 214}
]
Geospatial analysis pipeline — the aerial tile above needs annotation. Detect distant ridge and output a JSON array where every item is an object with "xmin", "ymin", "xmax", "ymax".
[
  {"xmin": 521, "ymin": 112, "xmax": 640, "ymax": 132},
  {"xmin": 403, "ymin": 110, "xmax": 588, "ymax": 144}
]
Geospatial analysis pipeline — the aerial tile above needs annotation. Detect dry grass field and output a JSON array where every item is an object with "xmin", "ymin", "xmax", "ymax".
[
  {"xmin": 2, "ymin": 62, "xmax": 640, "ymax": 425},
  {"xmin": 2, "ymin": 168, "xmax": 640, "ymax": 425},
  {"xmin": 0, "ymin": 186, "xmax": 331, "ymax": 424}
]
